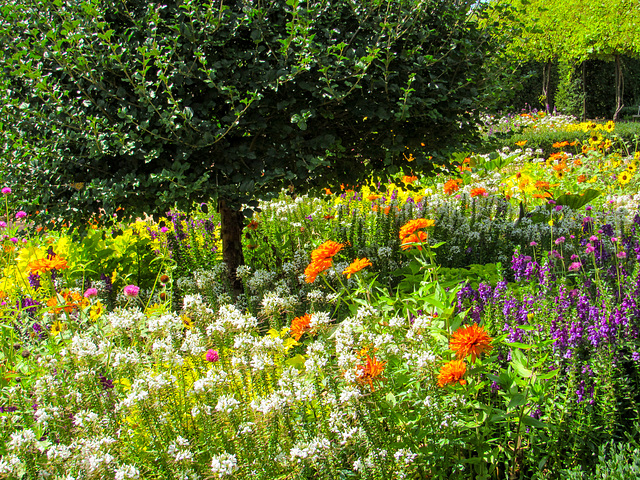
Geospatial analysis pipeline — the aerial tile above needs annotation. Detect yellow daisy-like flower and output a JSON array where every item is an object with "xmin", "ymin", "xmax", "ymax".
[
  {"xmin": 515, "ymin": 140, "xmax": 527, "ymax": 147},
  {"xmin": 603, "ymin": 120, "xmax": 615, "ymax": 132},
  {"xmin": 89, "ymin": 302, "xmax": 105, "ymax": 322},
  {"xmin": 182, "ymin": 315, "xmax": 194, "ymax": 329},
  {"xmin": 50, "ymin": 321, "xmax": 65, "ymax": 337},
  {"xmin": 627, "ymin": 163, "xmax": 637, "ymax": 174},
  {"xmin": 618, "ymin": 171, "xmax": 632, "ymax": 185}
]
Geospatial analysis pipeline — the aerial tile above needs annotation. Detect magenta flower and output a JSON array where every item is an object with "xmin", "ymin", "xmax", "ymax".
[
  {"xmin": 123, "ymin": 285, "xmax": 140, "ymax": 297},
  {"xmin": 0, "ymin": 221, "xmax": 6, "ymax": 229},
  {"xmin": 1, "ymin": 187, "xmax": 11, "ymax": 195},
  {"xmin": 585, "ymin": 243, "xmax": 595, "ymax": 254},
  {"xmin": 206, "ymin": 349, "xmax": 219, "ymax": 362},
  {"xmin": 568, "ymin": 262, "xmax": 582, "ymax": 272},
  {"xmin": 617, "ymin": 251, "xmax": 627, "ymax": 259},
  {"xmin": 555, "ymin": 236, "xmax": 565, "ymax": 245},
  {"xmin": 529, "ymin": 241, "xmax": 537, "ymax": 247},
  {"xmin": 84, "ymin": 288, "xmax": 98, "ymax": 298},
  {"xmin": 15, "ymin": 211, "xmax": 26, "ymax": 220}
]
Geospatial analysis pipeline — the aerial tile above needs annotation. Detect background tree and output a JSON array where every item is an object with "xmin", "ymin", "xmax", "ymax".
[
  {"xmin": 0, "ymin": 0, "xmax": 488, "ymax": 285},
  {"xmin": 484, "ymin": 0, "xmax": 640, "ymax": 118}
]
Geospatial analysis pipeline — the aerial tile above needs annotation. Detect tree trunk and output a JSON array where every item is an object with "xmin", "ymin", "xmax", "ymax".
[
  {"xmin": 614, "ymin": 55, "xmax": 624, "ymax": 121},
  {"xmin": 219, "ymin": 199, "xmax": 245, "ymax": 297},
  {"xmin": 542, "ymin": 60, "xmax": 552, "ymax": 112},
  {"xmin": 582, "ymin": 61, "xmax": 587, "ymax": 121}
]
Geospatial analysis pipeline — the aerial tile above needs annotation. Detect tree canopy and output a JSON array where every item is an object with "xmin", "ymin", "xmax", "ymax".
[{"xmin": 0, "ymin": 0, "xmax": 488, "ymax": 223}]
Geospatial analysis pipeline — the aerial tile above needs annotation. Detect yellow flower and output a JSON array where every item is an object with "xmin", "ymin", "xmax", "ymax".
[
  {"xmin": 182, "ymin": 315, "xmax": 194, "ymax": 329},
  {"xmin": 618, "ymin": 171, "xmax": 632, "ymax": 185},
  {"xmin": 603, "ymin": 120, "xmax": 615, "ymax": 132},
  {"xmin": 628, "ymin": 163, "xmax": 637, "ymax": 174},
  {"xmin": 50, "ymin": 321, "xmax": 65, "ymax": 337},
  {"xmin": 89, "ymin": 302, "xmax": 105, "ymax": 322},
  {"xmin": 515, "ymin": 140, "xmax": 527, "ymax": 147}
]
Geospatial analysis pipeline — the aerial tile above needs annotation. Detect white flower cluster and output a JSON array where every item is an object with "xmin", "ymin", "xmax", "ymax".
[
  {"xmin": 167, "ymin": 436, "xmax": 193, "ymax": 463},
  {"xmin": 210, "ymin": 452, "xmax": 237, "ymax": 477},
  {"xmin": 289, "ymin": 436, "xmax": 330, "ymax": 462}
]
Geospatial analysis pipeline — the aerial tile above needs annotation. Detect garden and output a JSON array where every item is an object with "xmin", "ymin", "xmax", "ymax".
[{"xmin": 2, "ymin": 0, "xmax": 640, "ymax": 479}]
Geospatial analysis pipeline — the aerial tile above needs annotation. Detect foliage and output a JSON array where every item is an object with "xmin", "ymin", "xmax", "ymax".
[{"xmin": 0, "ymin": 0, "xmax": 489, "ymax": 228}]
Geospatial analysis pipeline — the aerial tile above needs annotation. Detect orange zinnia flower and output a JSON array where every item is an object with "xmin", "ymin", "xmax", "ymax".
[
  {"xmin": 343, "ymin": 258, "xmax": 372, "ymax": 279},
  {"xmin": 29, "ymin": 256, "xmax": 69, "ymax": 274},
  {"xmin": 437, "ymin": 359, "xmax": 467, "ymax": 387},
  {"xmin": 535, "ymin": 181, "xmax": 550, "ymax": 190},
  {"xmin": 399, "ymin": 218, "xmax": 435, "ymax": 241},
  {"xmin": 356, "ymin": 355, "xmax": 386, "ymax": 391},
  {"xmin": 532, "ymin": 192, "xmax": 552, "ymax": 199},
  {"xmin": 402, "ymin": 175, "xmax": 418, "ymax": 184},
  {"xmin": 304, "ymin": 258, "xmax": 333, "ymax": 283},
  {"xmin": 366, "ymin": 194, "xmax": 381, "ymax": 201},
  {"xmin": 470, "ymin": 187, "xmax": 487, "ymax": 198},
  {"xmin": 443, "ymin": 178, "xmax": 462, "ymax": 195},
  {"xmin": 449, "ymin": 323, "xmax": 493, "ymax": 362},
  {"xmin": 577, "ymin": 175, "xmax": 587, "ymax": 183},
  {"xmin": 290, "ymin": 313, "xmax": 313, "ymax": 341},
  {"xmin": 401, "ymin": 231, "xmax": 428, "ymax": 250},
  {"xmin": 245, "ymin": 220, "xmax": 259, "ymax": 230},
  {"xmin": 310, "ymin": 240, "xmax": 343, "ymax": 263}
]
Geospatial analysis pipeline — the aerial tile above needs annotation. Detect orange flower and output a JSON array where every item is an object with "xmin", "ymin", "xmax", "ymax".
[
  {"xmin": 535, "ymin": 181, "xmax": 550, "ymax": 191},
  {"xmin": 532, "ymin": 192, "xmax": 552, "ymax": 199},
  {"xmin": 324, "ymin": 188, "xmax": 333, "ymax": 195},
  {"xmin": 366, "ymin": 194, "xmax": 381, "ymax": 201},
  {"xmin": 437, "ymin": 359, "xmax": 467, "ymax": 387},
  {"xmin": 402, "ymin": 175, "xmax": 418, "ymax": 184},
  {"xmin": 577, "ymin": 175, "xmax": 587, "ymax": 183},
  {"xmin": 470, "ymin": 187, "xmax": 487, "ymax": 198},
  {"xmin": 443, "ymin": 178, "xmax": 462, "ymax": 195},
  {"xmin": 304, "ymin": 258, "xmax": 333, "ymax": 283},
  {"xmin": 356, "ymin": 355, "xmax": 386, "ymax": 391},
  {"xmin": 29, "ymin": 256, "xmax": 69, "ymax": 274},
  {"xmin": 515, "ymin": 140, "xmax": 527, "ymax": 147},
  {"xmin": 310, "ymin": 240, "xmax": 341, "ymax": 262},
  {"xmin": 401, "ymin": 231, "xmax": 428, "ymax": 250},
  {"xmin": 290, "ymin": 313, "xmax": 313, "ymax": 341},
  {"xmin": 449, "ymin": 323, "xmax": 493, "ymax": 362},
  {"xmin": 552, "ymin": 141, "xmax": 569, "ymax": 148},
  {"xmin": 245, "ymin": 219, "xmax": 259, "ymax": 231},
  {"xmin": 399, "ymin": 218, "xmax": 435, "ymax": 241},
  {"xmin": 343, "ymin": 258, "xmax": 372, "ymax": 279},
  {"xmin": 573, "ymin": 159, "xmax": 582, "ymax": 166}
]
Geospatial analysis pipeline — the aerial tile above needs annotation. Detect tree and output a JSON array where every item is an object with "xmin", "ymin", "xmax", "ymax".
[
  {"xmin": 0, "ymin": 0, "xmax": 488, "ymax": 286},
  {"xmin": 487, "ymin": 0, "xmax": 640, "ymax": 118}
]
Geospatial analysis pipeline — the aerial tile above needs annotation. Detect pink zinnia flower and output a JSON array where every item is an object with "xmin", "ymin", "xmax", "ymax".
[
  {"xmin": 206, "ymin": 349, "xmax": 219, "ymax": 362},
  {"xmin": 84, "ymin": 288, "xmax": 98, "ymax": 298},
  {"xmin": 123, "ymin": 285, "xmax": 140, "ymax": 297},
  {"xmin": 585, "ymin": 243, "xmax": 595, "ymax": 254},
  {"xmin": 1, "ymin": 187, "xmax": 11, "ymax": 195},
  {"xmin": 555, "ymin": 237, "xmax": 565, "ymax": 245},
  {"xmin": 617, "ymin": 251, "xmax": 627, "ymax": 259}
]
